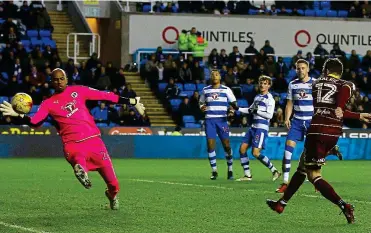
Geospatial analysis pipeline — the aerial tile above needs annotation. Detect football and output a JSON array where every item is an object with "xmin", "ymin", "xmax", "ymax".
[{"xmin": 11, "ymin": 92, "xmax": 33, "ymax": 114}]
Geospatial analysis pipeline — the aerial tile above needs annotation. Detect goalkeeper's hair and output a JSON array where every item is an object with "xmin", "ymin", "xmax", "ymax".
[{"xmin": 259, "ymin": 75, "xmax": 272, "ymax": 85}]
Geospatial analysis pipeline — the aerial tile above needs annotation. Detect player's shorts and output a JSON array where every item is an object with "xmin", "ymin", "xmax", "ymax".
[
  {"xmin": 205, "ymin": 117, "xmax": 229, "ymax": 140},
  {"xmin": 242, "ymin": 127, "xmax": 268, "ymax": 149},
  {"xmin": 63, "ymin": 136, "xmax": 113, "ymax": 172},
  {"xmin": 287, "ymin": 118, "xmax": 311, "ymax": 142},
  {"xmin": 303, "ymin": 134, "xmax": 339, "ymax": 169}
]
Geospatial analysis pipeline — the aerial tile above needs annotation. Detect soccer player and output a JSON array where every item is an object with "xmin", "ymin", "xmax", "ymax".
[
  {"xmin": 199, "ymin": 70, "xmax": 239, "ymax": 180},
  {"xmin": 267, "ymin": 58, "xmax": 371, "ymax": 223},
  {"xmin": 0, "ymin": 68, "xmax": 145, "ymax": 210},
  {"xmin": 276, "ymin": 59, "xmax": 343, "ymax": 193},
  {"xmin": 236, "ymin": 75, "xmax": 281, "ymax": 181}
]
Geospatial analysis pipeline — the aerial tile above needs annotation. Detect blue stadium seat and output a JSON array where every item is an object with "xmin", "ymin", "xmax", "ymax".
[
  {"xmin": 39, "ymin": 30, "xmax": 51, "ymax": 38},
  {"xmin": 1, "ymin": 72, "xmax": 8, "ymax": 80},
  {"xmin": 313, "ymin": 1, "xmax": 320, "ymax": 10},
  {"xmin": 185, "ymin": 123, "xmax": 201, "ymax": 128},
  {"xmin": 316, "ymin": 10, "xmax": 327, "ymax": 17},
  {"xmin": 183, "ymin": 115, "xmax": 195, "ymax": 123},
  {"xmin": 143, "ymin": 4, "xmax": 151, "ymax": 12},
  {"xmin": 175, "ymin": 83, "xmax": 183, "ymax": 91},
  {"xmin": 326, "ymin": 10, "xmax": 337, "ymax": 17},
  {"xmin": 170, "ymin": 99, "xmax": 182, "ymax": 111},
  {"xmin": 285, "ymin": 9, "xmax": 293, "ymax": 14},
  {"xmin": 321, "ymin": 1, "xmax": 331, "ymax": 10},
  {"xmin": 305, "ymin": 9, "xmax": 315, "ymax": 16},
  {"xmin": 184, "ymin": 83, "xmax": 196, "ymax": 91},
  {"xmin": 248, "ymin": 9, "xmax": 258, "ymax": 15},
  {"xmin": 171, "ymin": 5, "xmax": 178, "ymax": 13},
  {"xmin": 21, "ymin": 40, "xmax": 31, "ymax": 48},
  {"xmin": 283, "ymin": 57, "xmax": 292, "ymax": 67},
  {"xmin": 287, "ymin": 69, "xmax": 297, "ymax": 79},
  {"xmin": 297, "ymin": 9, "xmax": 304, "ymax": 15},
  {"xmin": 96, "ymin": 123, "xmax": 108, "ymax": 127},
  {"xmin": 197, "ymin": 83, "xmax": 206, "ymax": 91},
  {"xmin": 0, "ymin": 19, "xmax": 4, "ymax": 24},
  {"xmin": 109, "ymin": 122, "xmax": 118, "ymax": 127},
  {"xmin": 237, "ymin": 99, "xmax": 249, "ymax": 107},
  {"xmin": 42, "ymin": 122, "xmax": 52, "ymax": 127},
  {"xmin": 30, "ymin": 105, "xmax": 39, "ymax": 113},
  {"xmin": 338, "ymin": 10, "xmax": 348, "ymax": 17},
  {"xmin": 368, "ymin": 93, "xmax": 371, "ymax": 99},
  {"xmin": 158, "ymin": 83, "xmax": 167, "ymax": 92},
  {"xmin": 27, "ymin": 30, "xmax": 38, "ymax": 38},
  {"xmin": 241, "ymin": 84, "xmax": 254, "ymax": 94},
  {"xmin": 280, "ymin": 93, "xmax": 288, "ymax": 100},
  {"xmin": 50, "ymin": 89, "xmax": 55, "ymax": 95},
  {"xmin": 31, "ymin": 38, "xmax": 43, "ymax": 46},
  {"xmin": 179, "ymin": 91, "xmax": 194, "ymax": 98},
  {"xmin": 42, "ymin": 39, "xmax": 57, "ymax": 48},
  {"xmin": 0, "ymin": 96, "xmax": 8, "ymax": 103}
]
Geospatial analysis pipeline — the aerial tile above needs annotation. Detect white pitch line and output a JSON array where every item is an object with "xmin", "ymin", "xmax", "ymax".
[
  {"xmin": 128, "ymin": 178, "xmax": 371, "ymax": 205},
  {"xmin": 0, "ymin": 221, "xmax": 51, "ymax": 233}
]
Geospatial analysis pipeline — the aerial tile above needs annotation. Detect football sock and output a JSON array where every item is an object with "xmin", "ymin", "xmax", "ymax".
[
  {"xmin": 225, "ymin": 147, "xmax": 233, "ymax": 172},
  {"xmin": 257, "ymin": 154, "xmax": 276, "ymax": 172},
  {"xmin": 312, "ymin": 176, "xmax": 343, "ymax": 207},
  {"xmin": 281, "ymin": 170, "xmax": 306, "ymax": 204},
  {"xmin": 239, "ymin": 152, "xmax": 251, "ymax": 177},
  {"xmin": 283, "ymin": 145, "xmax": 294, "ymax": 183},
  {"xmin": 208, "ymin": 150, "xmax": 217, "ymax": 172}
]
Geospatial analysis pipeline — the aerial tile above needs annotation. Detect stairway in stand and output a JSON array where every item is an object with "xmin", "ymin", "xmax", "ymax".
[
  {"xmin": 48, "ymin": 10, "xmax": 90, "ymax": 63},
  {"xmin": 124, "ymin": 73, "xmax": 176, "ymax": 127}
]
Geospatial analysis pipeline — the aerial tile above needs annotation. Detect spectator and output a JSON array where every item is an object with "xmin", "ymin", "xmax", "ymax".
[
  {"xmin": 6, "ymin": 27, "xmax": 18, "ymax": 47},
  {"xmin": 306, "ymin": 52, "xmax": 315, "ymax": 66},
  {"xmin": 274, "ymin": 73, "xmax": 288, "ymax": 93},
  {"xmin": 19, "ymin": 1, "xmax": 31, "ymax": 24},
  {"xmin": 156, "ymin": 62, "xmax": 164, "ymax": 82},
  {"xmin": 220, "ymin": 65, "xmax": 228, "ymax": 79},
  {"xmin": 107, "ymin": 103, "xmax": 119, "ymax": 125},
  {"xmin": 178, "ymin": 62, "xmax": 192, "ymax": 83},
  {"xmin": 192, "ymin": 61, "xmax": 204, "ymax": 83},
  {"xmin": 264, "ymin": 56, "xmax": 276, "ymax": 75},
  {"xmin": 192, "ymin": 32, "xmax": 208, "ymax": 62},
  {"xmin": 208, "ymin": 48, "xmax": 220, "ymax": 68},
  {"xmin": 224, "ymin": 68, "xmax": 237, "ymax": 87},
  {"xmin": 348, "ymin": 6, "xmax": 358, "ymax": 18},
  {"xmin": 178, "ymin": 30, "xmax": 189, "ymax": 54},
  {"xmin": 165, "ymin": 78, "xmax": 179, "ymax": 99},
  {"xmin": 4, "ymin": 1, "xmax": 18, "ymax": 19},
  {"xmin": 219, "ymin": 49, "xmax": 229, "ymax": 67},
  {"xmin": 261, "ymin": 40, "xmax": 275, "ymax": 54},
  {"xmin": 91, "ymin": 102, "xmax": 108, "ymax": 124},
  {"xmin": 171, "ymin": 126, "xmax": 183, "ymax": 136},
  {"xmin": 278, "ymin": 6, "xmax": 290, "ymax": 16},
  {"xmin": 313, "ymin": 44, "xmax": 329, "ymax": 56},
  {"xmin": 236, "ymin": 58, "xmax": 247, "ymax": 74},
  {"xmin": 292, "ymin": 50, "xmax": 303, "ymax": 65},
  {"xmin": 179, "ymin": 96, "xmax": 192, "ymax": 119},
  {"xmin": 71, "ymin": 67, "xmax": 81, "ymax": 85},
  {"xmin": 164, "ymin": 55, "xmax": 174, "ymax": 70},
  {"xmin": 228, "ymin": 46, "xmax": 243, "ymax": 68},
  {"xmin": 164, "ymin": 61, "xmax": 178, "ymax": 82},
  {"xmin": 314, "ymin": 52, "xmax": 326, "ymax": 71},
  {"xmin": 20, "ymin": 75, "xmax": 31, "ymax": 93},
  {"xmin": 96, "ymin": 66, "xmax": 111, "ymax": 90},
  {"xmin": 268, "ymin": 4, "xmax": 278, "ymax": 15},
  {"xmin": 125, "ymin": 108, "xmax": 141, "ymax": 126},
  {"xmin": 117, "ymin": 104, "xmax": 129, "ymax": 126},
  {"xmin": 362, "ymin": 50, "xmax": 371, "ymax": 70},
  {"xmin": 29, "ymin": 65, "xmax": 45, "ymax": 87},
  {"xmin": 244, "ymin": 41, "xmax": 259, "ymax": 63},
  {"xmin": 144, "ymin": 54, "xmax": 157, "ymax": 82},
  {"xmin": 86, "ymin": 52, "xmax": 99, "ymax": 71},
  {"xmin": 189, "ymin": 91, "xmax": 203, "ymax": 121},
  {"xmin": 276, "ymin": 57, "xmax": 289, "ymax": 75},
  {"xmin": 7, "ymin": 75, "xmax": 19, "ymax": 96},
  {"xmin": 348, "ymin": 50, "xmax": 361, "ymax": 71},
  {"xmin": 290, "ymin": 8, "xmax": 302, "ymax": 16},
  {"xmin": 28, "ymin": 85, "xmax": 42, "ymax": 104},
  {"xmin": 40, "ymin": 82, "xmax": 51, "ymax": 100},
  {"xmin": 105, "ymin": 62, "xmax": 117, "ymax": 79},
  {"xmin": 155, "ymin": 46, "xmax": 165, "ymax": 63},
  {"xmin": 140, "ymin": 111, "xmax": 151, "ymax": 126},
  {"xmin": 34, "ymin": 51, "xmax": 46, "ymax": 71},
  {"xmin": 111, "ymin": 68, "xmax": 126, "ymax": 89},
  {"xmin": 121, "ymin": 83, "xmax": 137, "ymax": 98},
  {"xmin": 65, "ymin": 59, "xmax": 75, "ymax": 80},
  {"xmin": 361, "ymin": 8, "xmax": 370, "ymax": 18}
]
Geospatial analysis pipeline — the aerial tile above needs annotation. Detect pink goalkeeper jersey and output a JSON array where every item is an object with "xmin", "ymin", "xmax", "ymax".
[{"xmin": 30, "ymin": 86, "xmax": 119, "ymax": 144}]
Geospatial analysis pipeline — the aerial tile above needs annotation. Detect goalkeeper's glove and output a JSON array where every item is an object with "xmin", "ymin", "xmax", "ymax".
[{"xmin": 0, "ymin": 101, "xmax": 23, "ymax": 117}]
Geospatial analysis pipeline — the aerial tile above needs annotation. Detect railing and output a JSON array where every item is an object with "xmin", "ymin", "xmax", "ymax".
[
  {"xmin": 67, "ymin": 33, "xmax": 101, "ymax": 64},
  {"xmin": 135, "ymin": 50, "xmax": 343, "ymax": 67}
]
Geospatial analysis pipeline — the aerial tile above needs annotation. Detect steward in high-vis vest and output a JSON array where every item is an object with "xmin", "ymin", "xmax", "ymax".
[
  {"xmin": 191, "ymin": 32, "xmax": 208, "ymax": 62},
  {"xmin": 178, "ymin": 30, "xmax": 189, "ymax": 53}
]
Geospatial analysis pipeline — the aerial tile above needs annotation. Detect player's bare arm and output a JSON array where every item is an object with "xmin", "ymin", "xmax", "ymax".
[{"xmin": 284, "ymin": 99, "xmax": 293, "ymax": 129}]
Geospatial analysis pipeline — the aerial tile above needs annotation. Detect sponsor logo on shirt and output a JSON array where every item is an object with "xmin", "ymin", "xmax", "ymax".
[{"xmin": 71, "ymin": 92, "xmax": 78, "ymax": 98}]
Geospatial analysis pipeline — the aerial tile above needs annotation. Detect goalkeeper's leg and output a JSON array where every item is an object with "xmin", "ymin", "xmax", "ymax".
[{"xmin": 98, "ymin": 163, "xmax": 120, "ymax": 210}]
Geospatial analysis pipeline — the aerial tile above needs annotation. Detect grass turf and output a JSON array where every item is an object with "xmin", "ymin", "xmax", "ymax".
[{"xmin": 0, "ymin": 158, "xmax": 370, "ymax": 233}]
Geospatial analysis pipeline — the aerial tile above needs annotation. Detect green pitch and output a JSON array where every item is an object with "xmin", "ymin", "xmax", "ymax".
[{"xmin": 0, "ymin": 159, "xmax": 370, "ymax": 233}]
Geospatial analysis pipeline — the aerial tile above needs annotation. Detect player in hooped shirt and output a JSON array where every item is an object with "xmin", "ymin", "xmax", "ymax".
[
  {"xmin": 267, "ymin": 58, "xmax": 371, "ymax": 223},
  {"xmin": 0, "ymin": 68, "xmax": 145, "ymax": 210}
]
